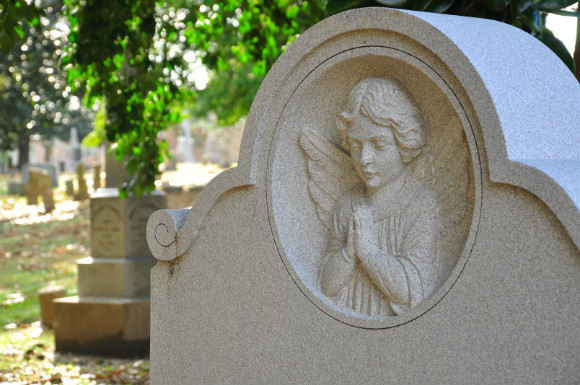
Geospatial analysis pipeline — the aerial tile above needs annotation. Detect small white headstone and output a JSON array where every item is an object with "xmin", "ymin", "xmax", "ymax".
[
  {"xmin": 70, "ymin": 127, "xmax": 82, "ymax": 163},
  {"xmin": 176, "ymin": 121, "xmax": 196, "ymax": 163}
]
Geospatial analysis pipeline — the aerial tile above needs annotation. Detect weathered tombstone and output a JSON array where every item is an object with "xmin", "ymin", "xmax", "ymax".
[
  {"xmin": 64, "ymin": 179, "xmax": 74, "ymax": 196},
  {"xmin": 73, "ymin": 164, "xmax": 89, "ymax": 201},
  {"xmin": 104, "ymin": 151, "xmax": 130, "ymax": 188},
  {"xmin": 70, "ymin": 127, "xmax": 82, "ymax": 165},
  {"xmin": 0, "ymin": 152, "xmax": 6, "ymax": 173},
  {"xmin": 26, "ymin": 169, "xmax": 55, "ymax": 212},
  {"xmin": 22, "ymin": 163, "xmax": 59, "ymax": 187},
  {"xmin": 7, "ymin": 181, "xmax": 26, "ymax": 196},
  {"xmin": 53, "ymin": 155, "xmax": 166, "ymax": 356},
  {"xmin": 93, "ymin": 164, "xmax": 102, "ymax": 190},
  {"xmin": 38, "ymin": 286, "xmax": 65, "ymax": 328},
  {"xmin": 176, "ymin": 121, "xmax": 196, "ymax": 163},
  {"xmin": 146, "ymin": 8, "xmax": 580, "ymax": 384}
]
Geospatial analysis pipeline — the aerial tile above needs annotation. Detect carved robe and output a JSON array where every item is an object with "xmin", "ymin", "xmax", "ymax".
[{"xmin": 320, "ymin": 173, "xmax": 439, "ymax": 316}]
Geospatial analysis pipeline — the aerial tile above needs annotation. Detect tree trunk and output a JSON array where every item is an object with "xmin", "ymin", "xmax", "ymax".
[
  {"xmin": 575, "ymin": 12, "xmax": 579, "ymax": 82},
  {"xmin": 17, "ymin": 133, "xmax": 29, "ymax": 169},
  {"xmin": 0, "ymin": 151, "xmax": 7, "ymax": 173}
]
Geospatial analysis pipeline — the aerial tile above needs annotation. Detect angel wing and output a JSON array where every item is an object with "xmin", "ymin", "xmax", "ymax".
[
  {"xmin": 299, "ymin": 128, "xmax": 359, "ymax": 231},
  {"xmin": 300, "ymin": 119, "xmax": 473, "ymax": 273},
  {"xmin": 410, "ymin": 115, "xmax": 473, "ymax": 274}
]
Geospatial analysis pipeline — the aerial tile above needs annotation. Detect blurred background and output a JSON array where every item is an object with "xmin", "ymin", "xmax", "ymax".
[{"xmin": 0, "ymin": 0, "xmax": 577, "ymax": 383}]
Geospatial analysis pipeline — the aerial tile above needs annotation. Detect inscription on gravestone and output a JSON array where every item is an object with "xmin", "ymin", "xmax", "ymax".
[
  {"xmin": 128, "ymin": 202, "xmax": 162, "ymax": 257},
  {"xmin": 91, "ymin": 205, "xmax": 124, "ymax": 257}
]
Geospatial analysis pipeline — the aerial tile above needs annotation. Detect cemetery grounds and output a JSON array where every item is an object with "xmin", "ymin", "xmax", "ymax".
[{"xmin": 0, "ymin": 173, "xmax": 149, "ymax": 385}]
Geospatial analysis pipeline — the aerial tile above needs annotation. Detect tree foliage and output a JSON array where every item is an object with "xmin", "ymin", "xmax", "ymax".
[
  {"xmin": 0, "ymin": 0, "xmax": 44, "ymax": 54},
  {"xmin": 326, "ymin": 0, "xmax": 578, "ymax": 74},
  {"xmin": 62, "ymin": 0, "xmax": 178, "ymax": 196},
  {"xmin": 3, "ymin": 0, "xmax": 575, "ymax": 194},
  {"xmin": 0, "ymin": 0, "xmax": 93, "ymax": 167},
  {"xmin": 186, "ymin": 0, "xmax": 326, "ymax": 125},
  {"xmin": 61, "ymin": 0, "xmax": 325, "ymax": 196}
]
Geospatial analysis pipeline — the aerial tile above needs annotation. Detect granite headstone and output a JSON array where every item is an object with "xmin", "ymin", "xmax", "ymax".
[
  {"xmin": 147, "ymin": 8, "xmax": 580, "ymax": 384},
  {"xmin": 73, "ymin": 164, "xmax": 89, "ymax": 201},
  {"xmin": 93, "ymin": 164, "xmax": 102, "ymax": 190},
  {"xmin": 26, "ymin": 169, "xmax": 55, "ymax": 212},
  {"xmin": 22, "ymin": 163, "xmax": 58, "ymax": 188},
  {"xmin": 53, "ymin": 155, "xmax": 166, "ymax": 356}
]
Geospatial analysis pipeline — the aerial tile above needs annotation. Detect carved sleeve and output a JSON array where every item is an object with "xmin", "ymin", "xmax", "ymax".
[{"xmin": 320, "ymin": 202, "xmax": 356, "ymax": 298}]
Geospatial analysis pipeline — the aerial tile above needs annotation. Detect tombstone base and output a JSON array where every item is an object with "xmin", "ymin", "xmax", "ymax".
[
  {"xmin": 38, "ymin": 286, "xmax": 65, "ymax": 328},
  {"xmin": 77, "ymin": 257, "xmax": 156, "ymax": 298},
  {"xmin": 53, "ymin": 296, "xmax": 150, "ymax": 357}
]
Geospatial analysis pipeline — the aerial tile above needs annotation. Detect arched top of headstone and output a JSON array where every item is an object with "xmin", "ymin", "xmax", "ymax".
[{"xmin": 147, "ymin": 7, "xmax": 580, "ymax": 328}]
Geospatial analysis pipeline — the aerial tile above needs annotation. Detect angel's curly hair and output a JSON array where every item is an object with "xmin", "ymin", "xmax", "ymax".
[{"xmin": 336, "ymin": 77, "xmax": 426, "ymax": 164}]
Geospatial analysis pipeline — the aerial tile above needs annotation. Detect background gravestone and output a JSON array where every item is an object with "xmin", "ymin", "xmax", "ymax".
[
  {"xmin": 65, "ymin": 179, "xmax": 74, "ymax": 196},
  {"xmin": 38, "ymin": 286, "xmax": 65, "ymax": 328},
  {"xmin": 93, "ymin": 164, "xmax": 101, "ymax": 189},
  {"xmin": 73, "ymin": 164, "xmax": 89, "ymax": 201},
  {"xmin": 21, "ymin": 163, "xmax": 59, "ymax": 188},
  {"xmin": 146, "ymin": 8, "xmax": 580, "ymax": 384},
  {"xmin": 7, "ymin": 181, "xmax": 26, "ymax": 196},
  {"xmin": 70, "ymin": 127, "xmax": 82, "ymax": 166},
  {"xmin": 26, "ymin": 169, "xmax": 55, "ymax": 212},
  {"xmin": 104, "ymin": 151, "xmax": 130, "ymax": 188},
  {"xmin": 53, "ymin": 155, "xmax": 165, "ymax": 357}
]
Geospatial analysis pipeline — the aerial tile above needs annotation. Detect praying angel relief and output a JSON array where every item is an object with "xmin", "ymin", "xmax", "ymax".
[{"xmin": 300, "ymin": 77, "xmax": 447, "ymax": 317}]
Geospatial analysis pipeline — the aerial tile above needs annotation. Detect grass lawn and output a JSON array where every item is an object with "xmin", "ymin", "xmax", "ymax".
[
  {"xmin": 0, "ymin": 201, "xmax": 86, "ymax": 326},
  {"xmin": 0, "ymin": 173, "xmax": 150, "ymax": 384}
]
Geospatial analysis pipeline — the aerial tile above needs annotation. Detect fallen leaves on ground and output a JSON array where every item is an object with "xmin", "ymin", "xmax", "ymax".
[
  {"xmin": 159, "ymin": 162, "xmax": 229, "ymax": 188},
  {"xmin": 0, "ymin": 323, "xmax": 150, "ymax": 385},
  {"xmin": 0, "ymin": 198, "xmax": 83, "ymax": 225},
  {"xmin": 0, "ymin": 177, "xmax": 150, "ymax": 384}
]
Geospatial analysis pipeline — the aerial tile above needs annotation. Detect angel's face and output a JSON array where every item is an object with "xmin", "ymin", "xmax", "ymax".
[{"xmin": 347, "ymin": 114, "xmax": 404, "ymax": 190}]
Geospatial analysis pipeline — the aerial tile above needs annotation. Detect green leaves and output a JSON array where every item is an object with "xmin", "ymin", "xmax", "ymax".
[
  {"xmin": 413, "ymin": 0, "xmax": 455, "ymax": 12},
  {"xmin": 184, "ymin": 0, "xmax": 325, "ymax": 125},
  {"xmin": 538, "ymin": 29, "xmax": 576, "ymax": 72},
  {"xmin": 481, "ymin": 0, "xmax": 511, "ymax": 13},
  {"xmin": 326, "ymin": 0, "xmax": 374, "ymax": 17},
  {"xmin": 534, "ymin": 0, "xmax": 578, "ymax": 12},
  {"xmin": 0, "ymin": 0, "xmax": 44, "ymax": 53},
  {"xmin": 0, "ymin": 0, "xmax": 94, "ymax": 160},
  {"xmin": 62, "ymin": 0, "xmax": 185, "ymax": 197}
]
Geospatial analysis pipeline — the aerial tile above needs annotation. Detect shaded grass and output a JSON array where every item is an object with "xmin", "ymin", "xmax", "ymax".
[
  {"xmin": 0, "ymin": 323, "xmax": 150, "ymax": 384},
  {"xmin": 0, "ymin": 203, "xmax": 89, "ymax": 327}
]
